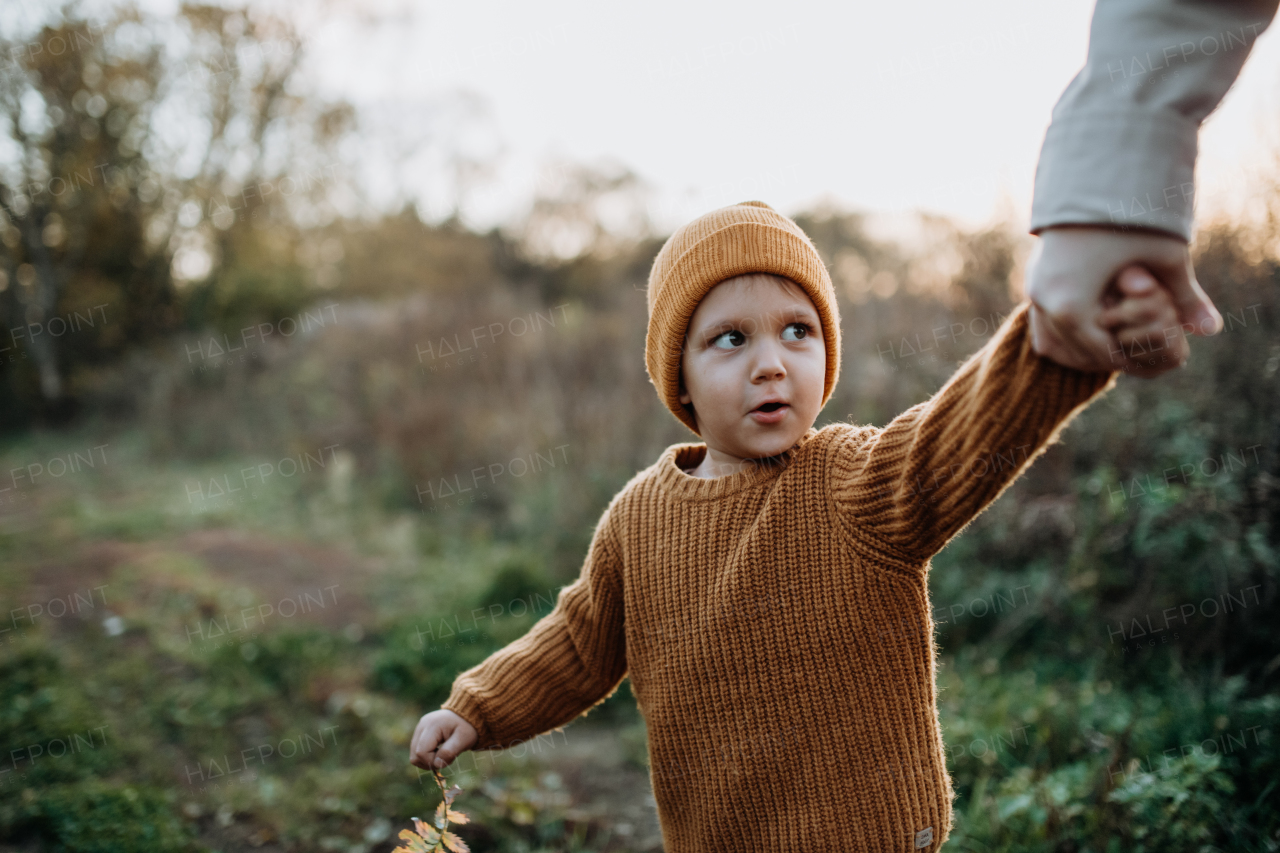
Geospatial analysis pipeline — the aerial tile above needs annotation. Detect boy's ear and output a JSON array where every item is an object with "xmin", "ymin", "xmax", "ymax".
[
  {"xmin": 677, "ymin": 344, "xmax": 692, "ymax": 406},
  {"xmin": 677, "ymin": 374, "xmax": 697, "ymax": 420}
]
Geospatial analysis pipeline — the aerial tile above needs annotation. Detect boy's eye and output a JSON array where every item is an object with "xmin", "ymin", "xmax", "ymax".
[
  {"xmin": 709, "ymin": 323, "xmax": 814, "ymax": 350},
  {"xmin": 710, "ymin": 330, "xmax": 746, "ymax": 350},
  {"xmin": 782, "ymin": 322, "xmax": 812, "ymax": 342}
]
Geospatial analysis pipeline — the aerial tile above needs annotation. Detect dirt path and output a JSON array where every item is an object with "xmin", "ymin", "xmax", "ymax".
[
  {"xmin": 531, "ymin": 723, "xmax": 665, "ymax": 852},
  {"xmin": 5, "ymin": 528, "xmax": 378, "ymax": 634},
  {"xmin": 4, "ymin": 529, "xmax": 668, "ymax": 851}
]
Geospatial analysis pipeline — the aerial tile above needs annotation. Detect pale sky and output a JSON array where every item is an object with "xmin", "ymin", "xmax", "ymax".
[
  {"xmin": 28, "ymin": 0, "xmax": 1244, "ymax": 238},
  {"xmin": 292, "ymin": 0, "xmax": 1280, "ymax": 237}
]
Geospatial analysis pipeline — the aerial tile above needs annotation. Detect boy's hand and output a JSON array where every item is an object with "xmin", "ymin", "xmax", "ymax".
[
  {"xmin": 1096, "ymin": 265, "xmax": 1190, "ymax": 377},
  {"xmin": 410, "ymin": 709, "xmax": 478, "ymax": 770}
]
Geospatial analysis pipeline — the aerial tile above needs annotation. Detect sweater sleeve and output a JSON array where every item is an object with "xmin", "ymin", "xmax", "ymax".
[
  {"xmin": 1029, "ymin": 0, "xmax": 1277, "ymax": 241},
  {"xmin": 829, "ymin": 301, "xmax": 1118, "ymax": 564},
  {"xmin": 441, "ymin": 505, "xmax": 628, "ymax": 751}
]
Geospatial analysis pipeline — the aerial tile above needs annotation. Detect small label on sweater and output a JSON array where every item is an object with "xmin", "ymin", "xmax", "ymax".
[{"xmin": 914, "ymin": 826, "xmax": 933, "ymax": 848}]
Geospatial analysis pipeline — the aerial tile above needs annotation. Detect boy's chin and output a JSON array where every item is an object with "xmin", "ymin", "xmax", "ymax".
[{"xmin": 718, "ymin": 422, "xmax": 810, "ymax": 459}]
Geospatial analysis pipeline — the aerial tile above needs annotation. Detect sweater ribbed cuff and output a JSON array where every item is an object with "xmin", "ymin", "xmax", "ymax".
[{"xmin": 441, "ymin": 684, "xmax": 493, "ymax": 751}]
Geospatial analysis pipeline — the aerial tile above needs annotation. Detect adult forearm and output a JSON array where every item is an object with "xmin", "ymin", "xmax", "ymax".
[{"xmin": 1030, "ymin": 0, "xmax": 1278, "ymax": 240}]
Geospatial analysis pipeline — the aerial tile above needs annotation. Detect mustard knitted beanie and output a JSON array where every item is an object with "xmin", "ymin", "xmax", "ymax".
[{"xmin": 644, "ymin": 200, "xmax": 842, "ymax": 437}]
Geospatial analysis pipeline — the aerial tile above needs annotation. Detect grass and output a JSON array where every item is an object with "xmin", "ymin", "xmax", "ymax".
[
  {"xmin": 0, "ymin": 423, "xmax": 648, "ymax": 853},
  {"xmin": 2, "ymin": 412, "xmax": 1277, "ymax": 852}
]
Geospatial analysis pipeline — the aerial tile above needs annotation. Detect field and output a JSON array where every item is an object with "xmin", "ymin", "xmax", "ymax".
[{"xmin": 2, "ymin": 209, "xmax": 1277, "ymax": 852}]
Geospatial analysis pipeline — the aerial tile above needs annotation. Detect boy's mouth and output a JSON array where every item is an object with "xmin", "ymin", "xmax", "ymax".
[{"xmin": 749, "ymin": 398, "xmax": 790, "ymax": 423}]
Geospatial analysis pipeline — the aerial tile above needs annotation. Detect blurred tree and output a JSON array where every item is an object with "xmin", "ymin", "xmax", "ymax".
[
  {"xmin": 0, "ymin": 3, "xmax": 354, "ymax": 428},
  {"xmin": 0, "ymin": 12, "xmax": 164, "ymax": 421},
  {"xmin": 516, "ymin": 159, "xmax": 654, "ymax": 264}
]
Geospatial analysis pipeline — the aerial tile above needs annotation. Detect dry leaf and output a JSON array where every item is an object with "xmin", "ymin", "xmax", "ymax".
[
  {"xmin": 441, "ymin": 830, "xmax": 470, "ymax": 853},
  {"xmin": 392, "ymin": 827, "xmax": 431, "ymax": 853}
]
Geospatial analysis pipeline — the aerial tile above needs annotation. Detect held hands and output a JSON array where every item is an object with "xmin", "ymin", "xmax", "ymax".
[
  {"xmin": 1025, "ymin": 225, "xmax": 1220, "ymax": 378},
  {"xmin": 410, "ymin": 709, "xmax": 478, "ymax": 771},
  {"xmin": 1097, "ymin": 264, "xmax": 1190, "ymax": 374}
]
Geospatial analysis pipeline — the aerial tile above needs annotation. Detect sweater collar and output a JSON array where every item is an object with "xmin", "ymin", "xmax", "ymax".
[{"xmin": 654, "ymin": 427, "xmax": 820, "ymax": 501}]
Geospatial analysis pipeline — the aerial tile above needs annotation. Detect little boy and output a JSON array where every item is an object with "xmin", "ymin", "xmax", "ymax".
[{"xmin": 410, "ymin": 201, "xmax": 1184, "ymax": 851}]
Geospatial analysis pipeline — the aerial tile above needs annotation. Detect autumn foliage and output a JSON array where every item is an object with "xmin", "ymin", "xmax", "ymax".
[{"xmin": 394, "ymin": 767, "xmax": 471, "ymax": 853}]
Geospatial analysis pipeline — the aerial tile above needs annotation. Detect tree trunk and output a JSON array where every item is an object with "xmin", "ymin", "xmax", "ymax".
[{"xmin": 25, "ymin": 256, "xmax": 65, "ymax": 401}]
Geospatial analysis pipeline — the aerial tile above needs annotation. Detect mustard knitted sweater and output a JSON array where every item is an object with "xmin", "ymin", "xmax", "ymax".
[{"xmin": 442, "ymin": 300, "xmax": 1118, "ymax": 851}]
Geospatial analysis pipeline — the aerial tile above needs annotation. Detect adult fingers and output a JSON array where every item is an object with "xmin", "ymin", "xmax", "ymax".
[
  {"xmin": 1028, "ymin": 301, "xmax": 1095, "ymax": 371},
  {"xmin": 1166, "ymin": 325, "xmax": 1191, "ymax": 367},
  {"xmin": 1116, "ymin": 265, "xmax": 1157, "ymax": 296},
  {"xmin": 1114, "ymin": 325, "xmax": 1189, "ymax": 374},
  {"xmin": 1056, "ymin": 301, "xmax": 1129, "ymax": 373},
  {"xmin": 1098, "ymin": 296, "xmax": 1165, "ymax": 331},
  {"xmin": 1114, "ymin": 304, "xmax": 1188, "ymax": 350}
]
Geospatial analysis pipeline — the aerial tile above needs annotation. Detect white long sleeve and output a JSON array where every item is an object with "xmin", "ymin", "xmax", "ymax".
[{"xmin": 1030, "ymin": 0, "xmax": 1278, "ymax": 241}]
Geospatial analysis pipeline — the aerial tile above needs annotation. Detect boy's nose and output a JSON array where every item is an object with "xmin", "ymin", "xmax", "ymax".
[{"xmin": 751, "ymin": 348, "xmax": 787, "ymax": 382}]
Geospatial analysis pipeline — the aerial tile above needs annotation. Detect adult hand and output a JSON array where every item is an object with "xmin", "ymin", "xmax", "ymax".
[{"xmin": 1024, "ymin": 224, "xmax": 1221, "ymax": 375}]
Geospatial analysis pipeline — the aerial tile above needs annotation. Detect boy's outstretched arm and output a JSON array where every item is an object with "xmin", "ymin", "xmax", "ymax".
[
  {"xmin": 830, "ymin": 300, "xmax": 1118, "ymax": 565},
  {"xmin": 419, "ymin": 504, "xmax": 628, "ymax": 756}
]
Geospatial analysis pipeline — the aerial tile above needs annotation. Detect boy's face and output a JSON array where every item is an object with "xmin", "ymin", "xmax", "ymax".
[{"xmin": 678, "ymin": 273, "xmax": 826, "ymax": 462}]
